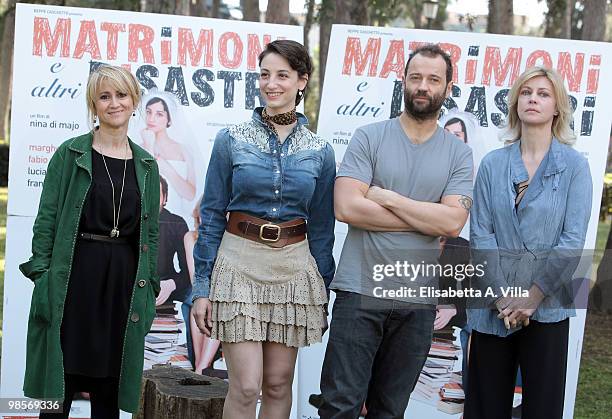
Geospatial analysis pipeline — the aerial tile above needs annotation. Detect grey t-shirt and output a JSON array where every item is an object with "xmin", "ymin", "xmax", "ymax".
[{"xmin": 331, "ymin": 118, "xmax": 473, "ymax": 304}]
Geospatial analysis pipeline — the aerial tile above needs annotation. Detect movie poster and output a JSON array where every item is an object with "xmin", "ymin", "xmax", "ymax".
[
  {"xmin": 296, "ymin": 24, "xmax": 612, "ymax": 419},
  {"xmin": 4, "ymin": 6, "xmax": 612, "ymax": 419},
  {"xmin": 2, "ymin": 4, "xmax": 301, "ymax": 418}
]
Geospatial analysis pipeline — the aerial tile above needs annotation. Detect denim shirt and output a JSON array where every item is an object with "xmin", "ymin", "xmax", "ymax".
[
  {"xmin": 191, "ymin": 108, "xmax": 336, "ymax": 299},
  {"xmin": 468, "ymin": 138, "xmax": 592, "ymax": 337}
]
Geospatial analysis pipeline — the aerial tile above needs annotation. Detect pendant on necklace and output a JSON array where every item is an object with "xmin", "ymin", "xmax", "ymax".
[{"xmin": 110, "ymin": 228, "xmax": 119, "ymax": 238}]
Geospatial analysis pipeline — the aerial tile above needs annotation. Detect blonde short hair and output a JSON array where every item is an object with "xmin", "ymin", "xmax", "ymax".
[
  {"xmin": 501, "ymin": 66, "xmax": 576, "ymax": 145},
  {"xmin": 86, "ymin": 65, "xmax": 141, "ymax": 128}
]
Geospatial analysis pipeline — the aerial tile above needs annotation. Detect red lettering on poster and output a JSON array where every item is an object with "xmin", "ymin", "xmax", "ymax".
[
  {"xmin": 481, "ymin": 46, "xmax": 522, "ymax": 87},
  {"xmin": 32, "ymin": 17, "xmax": 71, "ymax": 58},
  {"xmin": 73, "ymin": 20, "xmax": 101, "ymax": 60},
  {"xmin": 128, "ymin": 24, "xmax": 155, "ymax": 63},
  {"xmin": 161, "ymin": 40, "xmax": 172, "ymax": 64},
  {"xmin": 587, "ymin": 67, "xmax": 600, "ymax": 94},
  {"xmin": 587, "ymin": 55, "xmax": 601, "ymax": 94},
  {"xmin": 379, "ymin": 40, "xmax": 405, "ymax": 79},
  {"xmin": 247, "ymin": 34, "xmax": 271, "ymax": 71},
  {"xmin": 178, "ymin": 28, "xmax": 213, "ymax": 67},
  {"xmin": 465, "ymin": 59, "xmax": 477, "ymax": 84},
  {"xmin": 439, "ymin": 43, "xmax": 461, "ymax": 83},
  {"xmin": 557, "ymin": 52, "xmax": 584, "ymax": 93},
  {"xmin": 342, "ymin": 37, "xmax": 381, "ymax": 77},
  {"xmin": 218, "ymin": 32, "xmax": 243, "ymax": 69},
  {"xmin": 525, "ymin": 50, "xmax": 553, "ymax": 69},
  {"xmin": 100, "ymin": 22, "xmax": 126, "ymax": 61}
]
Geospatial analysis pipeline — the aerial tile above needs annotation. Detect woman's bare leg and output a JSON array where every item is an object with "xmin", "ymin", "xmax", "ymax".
[
  {"xmin": 258, "ymin": 342, "xmax": 298, "ymax": 419},
  {"xmin": 223, "ymin": 341, "xmax": 263, "ymax": 419}
]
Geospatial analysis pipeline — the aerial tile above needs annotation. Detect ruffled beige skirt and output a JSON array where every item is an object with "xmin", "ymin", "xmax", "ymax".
[{"xmin": 209, "ymin": 231, "xmax": 328, "ymax": 347}]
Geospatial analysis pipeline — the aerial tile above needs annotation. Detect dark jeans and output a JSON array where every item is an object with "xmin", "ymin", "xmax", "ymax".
[
  {"xmin": 459, "ymin": 326, "xmax": 470, "ymax": 391},
  {"xmin": 181, "ymin": 299, "xmax": 195, "ymax": 368},
  {"xmin": 464, "ymin": 319, "xmax": 569, "ymax": 419},
  {"xmin": 39, "ymin": 374, "xmax": 119, "ymax": 419},
  {"xmin": 319, "ymin": 291, "xmax": 436, "ymax": 419}
]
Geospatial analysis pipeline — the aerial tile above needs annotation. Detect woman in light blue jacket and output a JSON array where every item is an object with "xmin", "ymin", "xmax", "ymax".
[{"xmin": 465, "ymin": 67, "xmax": 592, "ymax": 419}]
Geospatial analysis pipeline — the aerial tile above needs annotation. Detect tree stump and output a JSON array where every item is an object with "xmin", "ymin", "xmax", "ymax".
[{"xmin": 136, "ymin": 365, "xmax": 228, "ymax": 419}]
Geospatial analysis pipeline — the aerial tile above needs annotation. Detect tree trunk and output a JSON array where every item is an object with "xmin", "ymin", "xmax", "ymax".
[
  {"xmin": 135, "ymin": 365, "xmax": 228, "ymax": 419},
  {"xmin": 563, "ymin": 0, "xmax": 574, "ymax": 37},
  {"xmin": 407, "ymin": 0, "xmax": 423, "ymax": 29},
  {"xmin": 352, "ymin": 0, "xmax": 369, "ymax": 25},
  {"xmin": 175, "ymin": 0, "xmax": 190, "ymax": 15},
  {"xmin": 570, "ymin": 2, "xmax": 583, "ymax": 39},
  {"xmin": 142, "ymin": 0, "xmax": 177, "ymax": 13},
  {"xmin": 0, "ymin": 1, "xmax": 15, "ymax": 142},
  {"xmin": 211, "ymin": 0, "xmax": 221, "ymax": 18},
  {"xmin": 544, "ymin": 0, "xmax": 573, "ymax": 38},
  {"xmin": 303, "ymin": 0, "xmax": 315, "ymax": 52},
  {"xmin": 266, "ymin": 0, "xmax": 289, "ymax": 24},
  {"xmin": 142, "ymin": 0, "xmax": 164, "ymax": 13},
  {"xmin": 241, "ymin": 0, "xmax": 260, "ymax": 22},
  {"xmin": 334, "ymin": 0, "xmax": 352, "ymax": 24},
  {"xmin": 581, "ymin": 0, "xmax": 607, "ymax": 41},
  {"xmin": 432, "ymin": 0, "xmax": 449, "ymax": 30},
  {"xmin": 487, "ymin": 0, "xmax": 513, "ymax": 35},
  {"xmin": 319, "ymin": 0, "xmax": 335, "ymax": 98},
  {"xmin": 190, "ymin": 0, "xmax": 210, "ymax": 17},
  {"xmin": 335, "ymin": 0, "xmax": 369, "ymax": 25}
]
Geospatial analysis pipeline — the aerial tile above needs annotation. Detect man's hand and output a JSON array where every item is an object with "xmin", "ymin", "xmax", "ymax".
[
  {"xmin": 192, "ymin": 297, "xmax": 213, "ymax": 336},
  {"xmin": 334, "ymin": 177, "xmax": 414, "ymax": 232},
  {"xmin": 365, "ymin": 185, "xmax": 397, "ymax": 207},
  {"xmin": 434, "ymin": 305, "xmax": 457, "ymax": 330},
  {"xmin": 364, "ymin": 185, "xmax": 468, "ymax": 238}
]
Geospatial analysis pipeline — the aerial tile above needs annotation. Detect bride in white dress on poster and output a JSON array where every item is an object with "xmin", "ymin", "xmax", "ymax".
[
  {"xmin": 133, "ymin": 90, "xmax": 204, "ymax": 372},
  {"xmin": 137, "ymin": 90, "xmax": 199, "ymax": 220}
]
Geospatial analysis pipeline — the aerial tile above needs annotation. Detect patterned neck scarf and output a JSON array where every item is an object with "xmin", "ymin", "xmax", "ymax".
[{"xmin": 262, "ymin": 107, "xmax": 298, "ymax": 138}]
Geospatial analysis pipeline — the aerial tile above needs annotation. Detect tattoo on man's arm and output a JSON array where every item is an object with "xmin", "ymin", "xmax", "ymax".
[{"xmin": 459, "ymin": 195, "xmax": 473, "ymax": 210}]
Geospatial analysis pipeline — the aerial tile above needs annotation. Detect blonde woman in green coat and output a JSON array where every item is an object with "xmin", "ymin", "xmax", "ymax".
[{"xmin": 19, "ymin": 65, "xmax": 160, "ymax": 418}]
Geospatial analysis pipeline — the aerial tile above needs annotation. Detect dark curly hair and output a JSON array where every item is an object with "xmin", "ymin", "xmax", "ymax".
[{"xmin": 258, "ymin": 40, "xmax": 313, "ymax": 106}]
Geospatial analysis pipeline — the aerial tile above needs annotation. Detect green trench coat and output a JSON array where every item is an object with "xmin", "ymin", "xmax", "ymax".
[{"xmin": 19, "ymin": 132, "xmax": 160, "ymax": 413}]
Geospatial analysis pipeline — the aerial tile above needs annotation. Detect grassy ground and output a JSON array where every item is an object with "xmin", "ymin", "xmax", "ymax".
[
  {"xmin": 574, "ymin": 219, "xmax": 612, "ymax": 418},
  {"xmin": 0, "ymin": 187, "xmax": 609, "ymax": 416},
  {"xmin": 594, "ymin": 220, "xmax": 610, "ymax": 268},
  {"xmin": 575, "ymin": 312, "xmax": 612, "ymax": 418}
]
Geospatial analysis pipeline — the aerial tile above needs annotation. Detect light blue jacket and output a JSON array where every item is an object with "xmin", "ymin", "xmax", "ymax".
[{"xmin": 468, "ymin": 138, "xmax": 592, "ymax": 337}]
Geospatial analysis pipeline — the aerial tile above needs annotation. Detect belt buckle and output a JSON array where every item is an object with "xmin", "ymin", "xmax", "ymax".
[{"xmin": 259, "ymin": 223, "xmax": 281, "ymax": 242}]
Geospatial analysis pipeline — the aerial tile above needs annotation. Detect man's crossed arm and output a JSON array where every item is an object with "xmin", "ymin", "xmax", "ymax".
[{"xmin": 334, "ymin": 176, "xmax": 470, "ymax": 237}]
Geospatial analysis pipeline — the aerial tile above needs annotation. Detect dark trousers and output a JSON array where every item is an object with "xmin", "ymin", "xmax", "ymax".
[
  {"xmin": 39, "ymin": 374, "xmax": 120, "ymax": 419},
  {"xmin": 319, "ymin": 291, "xmax": 436, "ymax": 419},
  {"xmin": 464, "ymin": 319, "xmax": 569, "ymax": 419}
]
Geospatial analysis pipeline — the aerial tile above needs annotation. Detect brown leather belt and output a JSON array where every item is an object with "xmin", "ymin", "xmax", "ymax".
[{"xmin": 226, "ymin": 212, "xmax": 306, "ymax": 248}]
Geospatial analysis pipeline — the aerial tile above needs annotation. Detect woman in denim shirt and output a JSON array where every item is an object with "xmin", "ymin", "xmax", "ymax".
[
  {"xmin": 191, "ymin": 40, "xmax": 335, "ymax": 419},
  {"xmin": 465, "ymin": 67, "xmax": 592, "ymax": 419}
]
